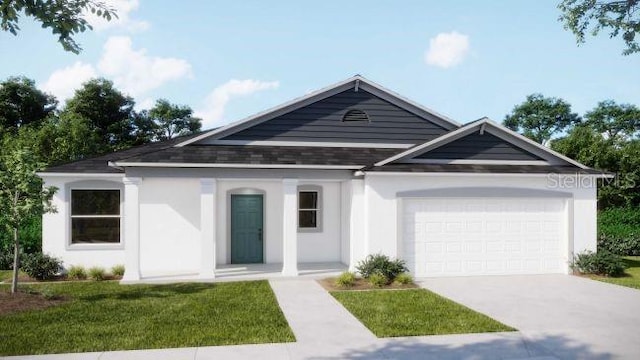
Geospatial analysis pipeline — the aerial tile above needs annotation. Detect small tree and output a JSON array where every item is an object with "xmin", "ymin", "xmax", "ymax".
[{"xmin": 0, "ymin": 147, "xmax": 56, "ymax": 293}]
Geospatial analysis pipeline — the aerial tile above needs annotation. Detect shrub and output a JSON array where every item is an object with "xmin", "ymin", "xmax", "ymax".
[
  {"xmin": 67, "ymin": 265, "xmax": 87, "ymax": 280},
  {"xmin": 571, "ymin": 250, "xmax": 627, "ymax": 277},
  {"xmin": 598, "ymin": 234, "xmax": 640, "ymax": 256},
  {"xmin": 335, "ymin": 271, "xmax": 356, "ymax": 288},
  {"xmin": 368, "ymin": 273, "xmax": 387, "ymax": 288},
  {"xmin": 394, "ymin": 272, "xmax": 414, "ymax": 285},
  {"xmin": 356, "ymin": 253, "xmax": 407, "ymax": 282},
  {"xmin": 111, "ymin": 264, "xmax": 125, "ymax": 277},
  {"xmin": 88, "ymin": 267, "xmax": 106, "ymax": 281},
  {"xmin": 0, "ymin": 251, "xmax": 13, "ymax": 270},
  {"xmin": 598, "ymin": 207, "xmax": 640, "ymax": 256},
  {"xmin": 20, "ymin": 253, "xmax": 62, "ymax": 280}
]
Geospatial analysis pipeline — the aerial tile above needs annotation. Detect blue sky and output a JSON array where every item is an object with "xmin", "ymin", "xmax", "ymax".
[{"xmin": 1, "ymin": 0, "xmax": 638, "ymax": 130}]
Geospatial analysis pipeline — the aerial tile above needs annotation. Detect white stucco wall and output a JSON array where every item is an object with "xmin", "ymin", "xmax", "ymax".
[
  {"xmin": 363, "ymin": 173, "xmax": 598, "ymax": 269},
  {"xmin": 297, "ymin": 181, "xmax": 341, "ymax": 262},
  {"xmin": 42, "ymin": 176, "xmax": 126, "ymax": 269},
  {"xmin": 138, "ymin": 177, "xmax": 201, "ymax": 276}
]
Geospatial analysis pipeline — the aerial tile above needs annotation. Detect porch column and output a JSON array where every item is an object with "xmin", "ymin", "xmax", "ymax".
[
  {"xmin": 349, "ymin": 179, "xmax": 365, "ymax": 272},
  {"xmin": 200, "ymin": 178, "xmax": 217, "ymax": 278},
  {"xmin": 122, "ymin": 177, "xmax": 142, "ymax": 282},
  {"xmin": 282, "ymin": 178, "xmax": 298, "ymax": 276}
]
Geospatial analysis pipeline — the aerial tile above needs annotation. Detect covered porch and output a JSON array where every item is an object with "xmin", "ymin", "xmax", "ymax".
[{"xmin": 120, "ymin": 176, "xmax": 366, "ymax": 283}]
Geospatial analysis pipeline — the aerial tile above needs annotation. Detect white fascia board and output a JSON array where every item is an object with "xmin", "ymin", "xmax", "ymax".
[
  {"xmin": 363, "ymin": 171, "xmax": 613, "ymax": 178},
  {"xmin": 356, "ymin": 80, "xmax": 460, "ymax": 129},
  {"xmin": 37, "ymin": 172, "xmax": 125, "ymax": 178},
  {"xmin": 177, "ymin": 75, "xmax": 461, "ymax": 147},
  {"xmin": 482, "ymin": 119, "xmax": 589, "ymax": 169},
  {"xmin": 207, "ymin": 140, "xmax": 414, "ymax": 149},
  {"xmin": 176, "ymin": 76, "xmax": 361, "ymax": 147},
  {"xmin": 110, "ymin": 161, "xmax": 362, "ymax": 170},
  {"xmin": 404, "ymin": 159, "xmax": 550, "ymax": 165},
  {"xmin": 375, "ymin": 118, "xmax": 590, "ymax": 169},
  {"xmin": 374, "ymin": 118, "xmax": 488, "ymax": 166}
]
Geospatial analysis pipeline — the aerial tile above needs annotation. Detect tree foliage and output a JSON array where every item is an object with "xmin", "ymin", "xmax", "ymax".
[
  {"xmin": 584, "ymin": 100, "xmax": 640, "ymax": 139},
  {"xmin": 503, "ymin": 93, "xmax": 581, "ymax": 144},
  {"xmin": 551, "ymin": 122, "xmax": 640, "ymax": 208},
  {"xmin": 0, "ymin": 142, "xmax": 56, "ymax": 293},
  {"xmin": 0, "ymin": 76, "xmax": 57, "ymax": 131},
  {"xmin": 63, "ymin": 78, "xmax": 137, "ymax": 153},
  {"xmin": 558, "ymin": 0, "xmax": 640, "ymax": 55},
  {"xmin": 149, "ymin": 99, "xmax": 202, "ymax": 141},
  {"xmin": 0, "ymin": 0, "xmax": 117, "ymax": 53}
]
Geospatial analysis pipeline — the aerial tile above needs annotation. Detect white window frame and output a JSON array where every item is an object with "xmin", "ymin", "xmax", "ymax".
[
  {"xmin": 67, "ymin": 181, "xmax": 124, "ymax": 250},
  {"xmin": 297, "ymin": 185, "xmax": 322, "ymax": 233}
]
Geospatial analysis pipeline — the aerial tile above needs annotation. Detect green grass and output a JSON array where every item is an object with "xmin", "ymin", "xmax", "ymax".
[
  {"xmin": 331, "ymin": 289, "xmax": 514, "ymax": 337},
  {"xmin": 592, "ymin": 256, "xmax": 640, "ymax": 290},
  {"xmin": 0, "ymin": 270, "xmax": 11, "ymax": 282},
  {"xmin": 0, "ymin": 281, "xmax": 294, "ymax": 356}
]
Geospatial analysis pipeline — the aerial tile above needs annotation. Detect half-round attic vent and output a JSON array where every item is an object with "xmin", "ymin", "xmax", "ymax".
[{"xmin": 342, "ymin": 109, "xmax": 370, "ymax": 122}]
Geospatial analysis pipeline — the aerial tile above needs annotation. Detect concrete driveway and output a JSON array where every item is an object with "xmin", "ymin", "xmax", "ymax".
[{"xmin": 420, "ymin": 274, "xmax": 640, "ymax": 359}]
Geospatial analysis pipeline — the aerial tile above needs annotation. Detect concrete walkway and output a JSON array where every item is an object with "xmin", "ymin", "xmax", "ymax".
[{"xmin": 3, "ymin": 279, "xmax": 557, "ymax": 360}]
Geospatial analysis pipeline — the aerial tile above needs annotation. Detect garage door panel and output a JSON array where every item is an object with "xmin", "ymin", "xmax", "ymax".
[{"xmin": 403, "ymin": 197, "xmax": 566, "ymax": 277}]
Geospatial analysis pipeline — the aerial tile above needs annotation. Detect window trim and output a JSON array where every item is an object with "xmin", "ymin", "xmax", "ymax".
[
  {"xmin": 66, "ymin": 182, "xmax": 124, "ymax": 250},
  {"xmin": 297, "ymin": 185, "xmax": 322, "ymax": 233}
]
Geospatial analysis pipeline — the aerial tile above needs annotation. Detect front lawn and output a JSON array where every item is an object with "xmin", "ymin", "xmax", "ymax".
[
  {"xmin": 331, "ymin": 289, "xmax": 514, "ymax": 337},
  {"xmin": 0, "ymin": 281, "xmax": 294, "ymax": 356},
  {"xmin": 592, "ymin": 256, "xmax": 640, "ymax": 290}
]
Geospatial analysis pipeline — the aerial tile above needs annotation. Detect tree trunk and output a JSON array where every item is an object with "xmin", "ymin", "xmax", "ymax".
[{"xmin": 11, "ymin": 226, "xmax": 19, "ymax": 294}]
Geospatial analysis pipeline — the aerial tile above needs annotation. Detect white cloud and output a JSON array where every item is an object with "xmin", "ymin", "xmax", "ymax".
[
  {"xmin": 98, "ymin": 36, "xmax": 192, "ymax": 97},
  {"xmin": 196, "ymin": 79, "xmax": 280, "ymax": 128},
  {"xmin": 40, "ymin": 61, "xmax": 98, "ymax": 103},
  {"xmin": 425, "ymin": 31, "xmax": 470, "ymax": 69},
  {"xmin": 86, "ymin": 0, "xmax": 149, "ymax": 32},
  {"xmin": 40, "ymin": 36, "xmax": 191, "ymax": 106}
]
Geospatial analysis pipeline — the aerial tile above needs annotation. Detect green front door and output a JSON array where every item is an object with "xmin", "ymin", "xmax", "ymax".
[{"xmin": 231, "ymin": 194, "xmax": 264, "ymax": 264}]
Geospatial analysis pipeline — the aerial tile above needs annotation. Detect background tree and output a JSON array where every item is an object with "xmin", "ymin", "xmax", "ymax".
[
  {"xmin": 558, "ymin": 0, "xmax": 640, "ymax": 55},
  {"xmin": 503, "ymin": 93, "xmax": 581, "ymax": 144},
  {"xmin": 0, "ymin": 76, "xmax": 57, "ymax": 132},
  {"xmin": 0, "ymin": 145, "xmax": 56, "ymax": 293},
  {"xmin": 148, "ymin": 99, "xmax": 202, "ymax": 141},
  {"xmin": 1, "ymin": 0, "xmax": 117, "ymax": 53},
  {"xmin": 62, "ymin": 78, "xmax": 136, "ymax": 154},
  {"xmin": 584, "ymin": 100, "xmax": 640, "ymax": 140}
]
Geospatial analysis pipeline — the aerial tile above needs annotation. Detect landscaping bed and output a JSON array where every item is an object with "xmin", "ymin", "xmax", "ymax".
[
  {"xmin": 0, "ymin": 280, "xmax": 295, "ymax": 356},
  {"xmin": 319, "ymin": 277, "xmax": 417, "ymax": 291},
  {"xmin": 331, "ymin": 289, "xmax": 515, "ymax": 337}
]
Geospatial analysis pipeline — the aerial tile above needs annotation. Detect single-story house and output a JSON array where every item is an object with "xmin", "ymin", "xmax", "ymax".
[{"xmin": 39, "ymin": 76, "xmax": 607, "ymax": 282}]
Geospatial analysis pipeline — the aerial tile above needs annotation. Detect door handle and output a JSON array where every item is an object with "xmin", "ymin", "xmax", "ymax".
[{"xmin": 258, "ymin": 228, "xmax": 263, "ymax": 241}]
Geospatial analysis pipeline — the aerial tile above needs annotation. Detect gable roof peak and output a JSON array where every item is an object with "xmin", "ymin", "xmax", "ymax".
[{"xmin": 175, "ymin": 75, "xmax": 461, "ymax": 147}]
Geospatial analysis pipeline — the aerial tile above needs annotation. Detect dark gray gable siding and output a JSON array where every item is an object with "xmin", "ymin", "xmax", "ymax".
[
  {"xmin": 414, "ymin": 132, "xmax": 544, "ymax": 161},
  {"xmin": 222, "ymin": 89, "xmax": 449, "ymax": 144}
]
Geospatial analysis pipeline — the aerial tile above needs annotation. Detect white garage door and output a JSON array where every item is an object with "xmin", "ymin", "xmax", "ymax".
[{"xmin": 402, "ymin": 197, "xmax": 567, "ymax": 277}]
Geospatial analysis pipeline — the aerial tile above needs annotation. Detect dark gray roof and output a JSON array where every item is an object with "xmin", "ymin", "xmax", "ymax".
[
  {"xmin": 364, "ymin": 163, "xmax": 609, "ymax": 175},
  {"xmin": 116, "ymin": 145, "xmax": 400, "ymax": 166},
  {"xmin": 42, "ymin": 132, "xmax": 205, "ymax": 173}
]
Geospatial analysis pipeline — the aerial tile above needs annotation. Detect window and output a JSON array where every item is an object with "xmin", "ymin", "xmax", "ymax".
[
  {"xmin": 298, "ymin": 187, "xmax": 322, "ymax": 231},
  {"xmin": 70, "ymin": 190, "xmax": 121, "ymax": 244},
  {"xmin": 342, "ymin": 109, "xmax": 370, "ymax": 122}
]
